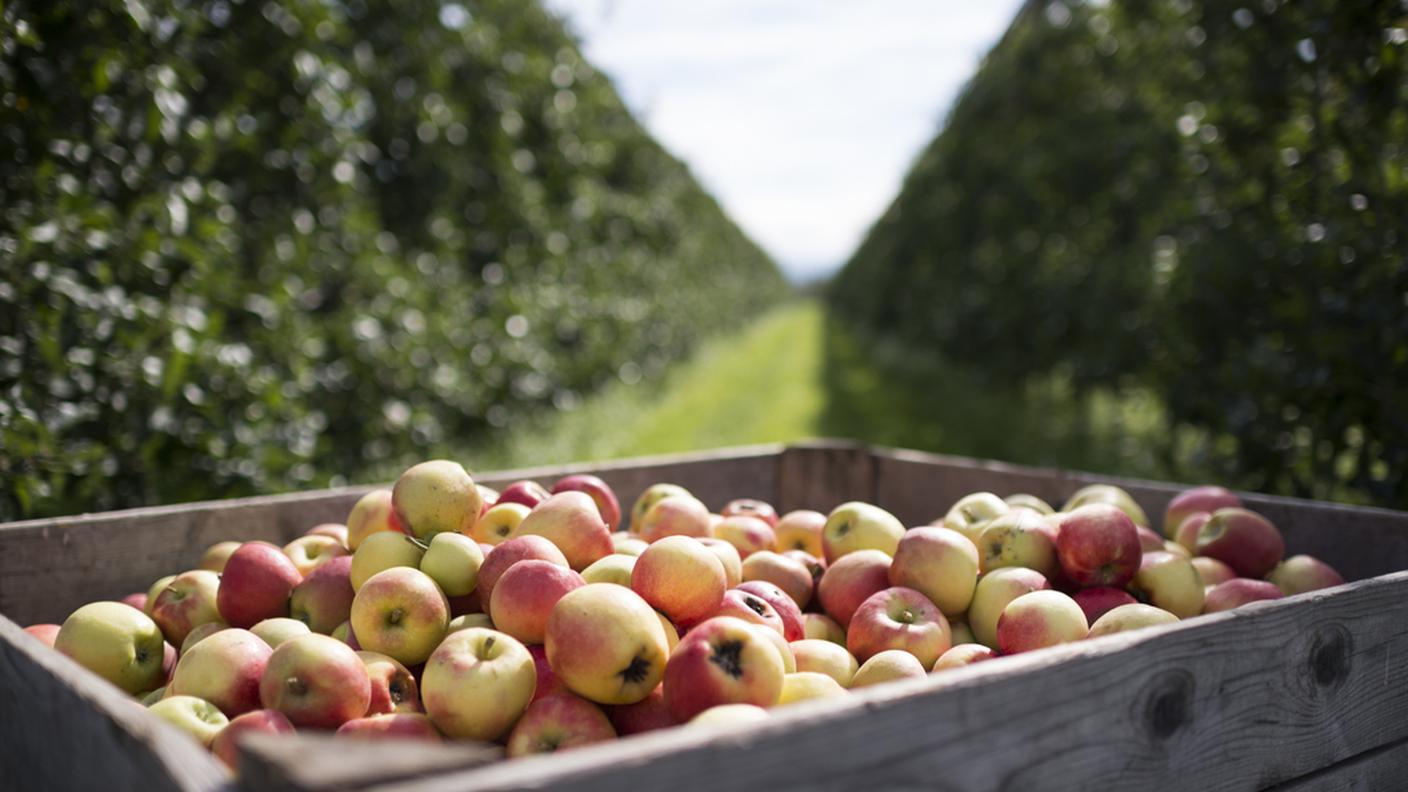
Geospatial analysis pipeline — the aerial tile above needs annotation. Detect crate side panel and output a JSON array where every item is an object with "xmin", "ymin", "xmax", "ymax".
[
  {"xmin": 774, "ymin": 442, "xmax": 876, "ymax": 515},
  {"xmin": 1265, "ymin": 735, "xmax": 1408, "ymax": 791},
  {"xmin": 367, "ymin": 573, "xmax": 1408, "ymax": 792}
]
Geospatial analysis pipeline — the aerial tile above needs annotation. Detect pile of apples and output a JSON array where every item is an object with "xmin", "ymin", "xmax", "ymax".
[{"xmin": 24, "ymin": 461, "xmax": 1346, "ymax": 767}]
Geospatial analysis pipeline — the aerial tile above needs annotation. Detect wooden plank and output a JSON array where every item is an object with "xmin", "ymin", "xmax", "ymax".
[
  {"xmin": 357, "ymin": 572, "xmax": 1408, "ymax": 792},
  {"xmin": 0, "ymin": 445, "xmax": 784, "ymax": 626},
  {"xmin": 773, "ymin": 440, "xmax": 876, "ymax": 515},
  {"xmin": 872, "ymin": 448, "xmax": 1408, "ymax": 582},
  {"xmin": 0, "ymin": 613, "xmax": 229, "ymax": 792},
  {"xmin": 1265, "ymin": 734, "xmax": 1408, "ymax": 791},
  {"xmin": 237, "ymin": 732, "xmax": 500, "ymax": 792}
]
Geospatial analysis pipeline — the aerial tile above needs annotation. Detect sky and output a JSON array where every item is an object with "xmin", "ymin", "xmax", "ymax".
[{"xmin": 544, "ymin": 0, "xmax": 1027, "ymax": 281}]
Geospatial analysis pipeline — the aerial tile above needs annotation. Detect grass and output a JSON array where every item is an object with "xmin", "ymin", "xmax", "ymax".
[{"xmin": 480, "ymin": 298, "xmax": 1203, "ymax": 488}]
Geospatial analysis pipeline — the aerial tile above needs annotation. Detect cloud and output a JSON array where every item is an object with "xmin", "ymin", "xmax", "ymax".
[{"xmin": 547, "ymin": 0, "xmax": 1025, "ymax": 279}]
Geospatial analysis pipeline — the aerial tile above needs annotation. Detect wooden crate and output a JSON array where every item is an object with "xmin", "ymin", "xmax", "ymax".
[{"xmin": 3, "ymin": 440, "xmax": 1407, "ymax": 791}]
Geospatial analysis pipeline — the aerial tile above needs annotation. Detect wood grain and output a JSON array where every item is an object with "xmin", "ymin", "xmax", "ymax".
[
  {"xmin": 1265, "ymin": 734, "xmax": 1408, "ymax": 791},
  {"xmin": 237, "ymin": 732, "xmax": 499, "ymax": 792},
  {"xmin": 774, "ymin": 440, "xmax": 876, "ymax": 515},
  {"xmin": 0, "ymin": 613, "xmax": 229, "ymax": 792},
  {"xmin": 359, "ymin": 572, "xmax": 1408, "ymax": 792}
]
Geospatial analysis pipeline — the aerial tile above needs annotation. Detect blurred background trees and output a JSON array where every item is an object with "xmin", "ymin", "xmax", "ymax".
[
  {"xmin": 0, "ymin": 0, "xmax": 785, "ymax": 519},
  {"xmin": 834, "ymin": 0, "xmax": 1408, "ymax": 507}
]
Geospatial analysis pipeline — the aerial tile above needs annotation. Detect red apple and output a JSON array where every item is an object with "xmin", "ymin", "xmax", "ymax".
[
  {"xmin": 259, "ymin": 633, "xmax": 372, "ymax": 729},
  {"xmin": 505, "ymin": 694, "xmax": 616, "ymax": 757},
  {"xmin": 932, "ymin": 643, "xmax": 997, "ymax": 671},
  {"xmin": 346, "ymin": 489, "xmax": 404, "ymax": 551},
  {"xmin": 712, "ymin": 515, "xmax": 777, "ymax": 559},
  {"xmin": 545, "ymin": 585, "xmax": 670, "ymax": 705},
  {"xmin": 631, "ymin": 536, "xmax": 727, "ymax": 626},
  {"xmin": 1056, "ymin": 504, "xmax": 1142, "ymax": 588},
  {"xmin": 735, "ymin": 581, "xmax": 805, "ymax": 642},
  {"xmin": 663, "ymin": 616, "xmax": 785, "ymax": 721},
  {"xmin": 774, "ymin": 510, "xmax": 826, "ymax": 557},
  {"xmin": 721, "ymin": 498, "xmax": 779, "ymax": 527},
  {"xmin": 638, "ymin": 495, "xmax": 712, "ymax": 543},
  {"xmin": 479, "ymin": 535, "xmax": 571, "ymax": 617},
  {"xmin": 289, "ymin": 555, "xmax": 355, "ymax": 634},
  {"xmin": 528, "ymin": 644, "xmax": 570, "ymax": 703},
  {"xmin": 336, "ymin": 713, "xmax": 441, "ymax": 741},
  {"xmin": 490, "ymin": 560, "xmax": 587, "ymax": 645},
  {"xmin": 217, "ymin": 542, "xmax": 302, "ymax": 629},
  {"xmin": 552, "ymin": 474, "xmax": 623, "ymax": 533},
  {"xmin": 996, "ymin": 590, "xmax": 1088, "ymax": 655},
  {"xmin": 698, "ymin": 537, "xmax": 743, "ymax": 588},
  {"xmin": 1135, "ymin": 525, "xmax": 1165, "ymax": 553},
  {"xmin": 150, "ymin": 570, "xmax": 226, "ymax": 647},
  {"xmin": 210, "ymin": 709, "xmax": 295, "ymax": 769},
  {"xmin": 358, "ymin": 650, "xmax": 422, "ymax": 715},
  {"xmin": 350, "ymin": 567, "xmax": 450, "ymax": 666},
  {"xmin": 1203, "ymin": 578, "xmax": 1283, "ymax": 613},
  {"xmin": 846, "ymin": 587, "xmax": 951, "ymax": 668},
  {"xmin": 1173, "ymin": 512, "xmax": 1211, "ymax": 554},
  {"xmin": 497, "ymin": 480, "xmax": 552, "ymax": 510},
  {"xmin": 23, "ymin": 623, "xmax": 61, "ymax": 648},
  {"xmin": 1190, "ymin": 556, "xmax": 1237, "ymax": 588},
  {"xmin": 627, "ymin": 483, "xmax": 693, "ymax": 534},
  {"xmin": 1267, "ymin": 555, "xmax": 1344, "ymax": 595},
  {"xmin": 711, "ymin": 589, "xmax": 785, "ymax": 636},
  {"xmin": 170, "ymin": 628, "xmax": 271, "ymax": 717},
  {"xmin": 121, "ymin": 592, "xmax": 149, "ymax": 612},
  {"xmin": 1071, "ymin": 587, "xmax": 1138, "ymax": 625},
  {"xmin": 968, "ymin": 567, "xmax": 1051, "ymax": 649},
  {"xmin": 817, "ymin": 549, "xmax": 892, "ymax": 628},
  {"xmin": 1195, "ymin": 508, "xmax": 1285, "ymax": 578},
  {"xmin": 1164, "ymin": 485, "xmax": 1241, "ymax": 538},
  {"xmin": 606, "ymin": 686, "xmax": 677, "ymax": 735},
  {"xmin": 511, "ymin": 491, "xmax": 613, "ymax": 571}
]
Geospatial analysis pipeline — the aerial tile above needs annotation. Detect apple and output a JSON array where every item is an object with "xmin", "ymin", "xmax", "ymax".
[
  {"xmin": 851, "ymin": 649, "xmax": 928, "ymax": 687},
  {"xmin": 1130, "ymin": 551, "xmax": 1205, "ymax": 618},
  {"xmin": 748, "ymin": 623, "xmax": 796, "ymax": 674},
  {"xmin": 447, "ymin": 613, "xmax": 494, "ymax": 633},
  {"xmin": 331, "ymin": 620, "xmax": 360, "ymax": 650},
  {"xmin": 356, "ymin": 650, "xmax": 422, "ymax": 715},
  {"xmin": 638, "ymin": 495, "xmax": 712, "ymax": 543},
  {"xmin": 712, "ymin": 589, "xmax": 785, "ymax": 635},
  {"xmin": 417, "ymin": 532, "xmax": 483, "ymax": 597},
  {"xmin": 698, "ymin": 537, "xmax": 744, "ymax": 588},
  {"xmin": 180, "ymin": 622, "xmax": 226, "ymax": 656},
  {"xmin": 506, "ymin": 694, "xmax": 616, "ymax": 757},
  {"xmin": 351, "ymin": 567, "xmax": 450, "ymax": 666},
  {"xmin": 968, "ymin": 567, "xmax": 1050, "ymax": 649},
  {"xmin": 199, "ymin": 541, "xmax": 243, "ymax": 573},
  {"xmin": 470, "ymin": 502, "xmax": 532, "ymax": 546},
  {"xmin": 545, "ymin": 584, "xmax": 670, "ymax": 705},
  {"xmin": 346, "ymin": 489, "xmax": 403, "ymax": 551},
  {"xmin": 625, "ymin": 537, "xmax": 722, "ymax": 626},
  {"xmin": 121, "ymin": 592, "xmax": 148, "ymax": 612},
  {"xmin": 1196, "ymin": 508, "xmax": 1286, "ymax": 578},
  {"xmin": 392, "ymin": 460, "xmax": 482, "ymax": 541},
  {"xmin": 1267, "ymin": 554, "xmax": 1344, "ymax": 595},
  {"xmin": 773, "ymin": 510, "xmax": 826, "ymax": 557},
  {"xmin": 978, "ymin": 510, "xmax": 1059, "ymax": 578},
  {"xmin": 1203, "ymin": 578, "xmax": 1284, "ymax": 613},
  {"xmin": 150, "ymin": 570, "xmax": 225, "ymax": 647},
  {"xmin": 740, "ymin": 551, "xmax": 813, "ymax": 609},
  {"xmin": 350, "ymin": 532, "xmax": 426, "ymax": 591},
  {"xmin": 251, "ymin": 618, "xmax": 311, "ymax": 649},
  {"xmin": 217, "ymin": 542, "xmax": 303, "ymax": 628},
  {"xmin": 1005, "ymin": 493, "xmax": 1054, "ymax": 514},
  {"xmin": 144, "ymin": 575, "xmax": 177, "ymax": 617},
  {"xmin": 552, "ymin": 474, "xmax": 623, "ymax": 532},
  {"xmin": 1061, "ymin": 483, "xmax": 1150, "ymax": 528},
  {"xmin": 932, "ymin": 643, "xmax": 997, "ymax": 671},
  {"xmin": 1163, "ymin": 540, "xmax": 1192, "ymax": 559},
  {"xmin": 1071, "ymin": 587, "xmax": 1138, "ymax": 625},
  {"xmin": 283, "ymin": 535, "xmax": 349, "ymax": 577},
  {"xmin": 802, "ymin": 613, "xmax": 846, "ymax": 645},
  {"xmin": 260, "ymin": 633, "xmax": 371, "ymax": 729},
  {"xmin": 1086, "ymin": 603, "xmax": 1179, "ymax": 638},
  {"xmin": 940, "ymin": 492, "xmax": 1009, "ymax": 545},
  {"xmin": 777, "ymin": 671, "xmax": 848, "ymax": 705},
  {"xmin": 149, "ymin": 695, "xmax": 228, "ymax": 746},
  {"xmin": 949, "ymin": 621, "xmax": 975, "ymax": 646},
  {"xmin": 23, "ymin": 623, "xmax": 60, "ymax": 648},
  {"xmin": 524, "ymin": 643, "xmax": 569, "ymax": 703},
  {"xmin": 1173, "ymin": 512, "xmax": 1212, "ymax": 553},
  {"xmin": 479, "ymin": 535, "xmax": 571, "ymax": 616},
  {"xmin": 511, "ymin": 491, "xmax": 613, "ymax": 571},
  {"xmin": 889, "ymin": 526, "xmax": 979, "ymax": 618},
  {"xmin": 55, "ymin": 601, "xmax": 166, "ymax": 694},
  {"xmin": 611, "ymin": 533, "xmax": 649, "ymax": 557},
  {"xmin": 582, "ymin": 554, "xmax": 637, "ymax": 586},
  {"xmin": 210, "ymin": 709, "xmax": 294, "ymax": 768},
  {"xmin": 689, "ymin": 703, "xmax": 770, "ymax": 727},
  {"xmin": 306, "ymin": 522, "xmax": 349, "ymax": 545},
  {"xmin": 822, "ymin": 502, "xmax": 904, "ymax": 562},
  {"xmin": 477, "ymin": 483, "xmax": 500, "ymax": 513},
  {"xmin": 846, "ymin": 587, "xmax": 950, "ymax": 667},
  {"xmin": 718, "ymin": 498, "xmax": 777, "ymax": 526},
  {"xmin": 170, "ymin": 628, "xmax": 271, "ymax": 717},
  {"xmin": 1164, "ymin": 485, "xmax": 1242, "ymax": 538},
  {"xmin": 289, "ymin": 555, "xmax": 355, "ymax": 634},
  {"xmin": 663, "ymin": 616, "xmax": 785, "ymax": 721},
  {"xmin": 1191, "ymin": 556, "xmax": 1237, "ymax": 588},
  {"xmin": 789, "ymin": 639, "xmax": 859, "ymax": 687},
  {"xmin": 996, "ymin": 590, "xmax": 1087, "ymax": 654},
  {"xmin": 497, "ymin": 480, "xmax": 552, "ymax": 510},
  {"xmin": 491, "ymin": 560, "xmax": 587, "ymax": 644},
  {"xmin": 336, "ymin": 713, "xmax": 441, "ymax": 741},
  {"xmin": 422, "ymin": 627, "xmax": 535, "ymax": 740},
  {"xmin": 736, "ymin": 581, "xmax": 806, "ymax": 641},
  {"xmin": 1056, "ymin": 504, "xmax": 1143, "ymax": 587},
  {"xmin": 712, "ymin": 515, "xmax": 777, "ymax": 559},
  {"xmin": 628, "ymin": 483, "xmax": 692, "ymax": 533},
  {"xmin": 817, "ymin": 549, "xmax": 892, "ymax": 628},
  {"xmin": 606, "ymin": 686, "xmax": 677, "ymax": 735},
  {"xmin": 1135, "ymin": 525, "xmax": 1166, "ymax": 553}
]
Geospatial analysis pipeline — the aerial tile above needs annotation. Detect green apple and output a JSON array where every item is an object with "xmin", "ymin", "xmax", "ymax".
[
  {"xmin": 56, "ymin": 601, "xmax": 166, "ymax": 694},
  {"xmin": 419, "ymin": 532, "xmax": 484, "ymax": 597}
]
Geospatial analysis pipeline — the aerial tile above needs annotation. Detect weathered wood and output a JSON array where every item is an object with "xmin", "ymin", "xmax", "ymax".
[
  {"xmin": 1265, "ymin": 734, "xmax": 1408, "ymax": 791},
  {"xmin": 360, "ymin": 573, "xmax": 1408, "ymax": 792},
  {"xmin": 0, "ymin": 613, "xmax": 229, "ymax": 792},
  {"xmin": 872, "ymin": 447, "xmax": 1408, "ymax": 582},
  {"xmin": 774, "ymin": 440, "xmax": 876, "ymax": 515},
  {"xmin": 238, "ymin": 732, "xmax": 500, "ymax": 792}
]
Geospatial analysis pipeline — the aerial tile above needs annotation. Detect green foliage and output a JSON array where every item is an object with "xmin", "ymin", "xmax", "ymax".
[
  {"xmin": 833, "ymin": 0, "xmax": 1408, "ymax": 507},
  {"xmin": 0, "ymin": 0, "xmax": 786, "ymax": 520}
]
